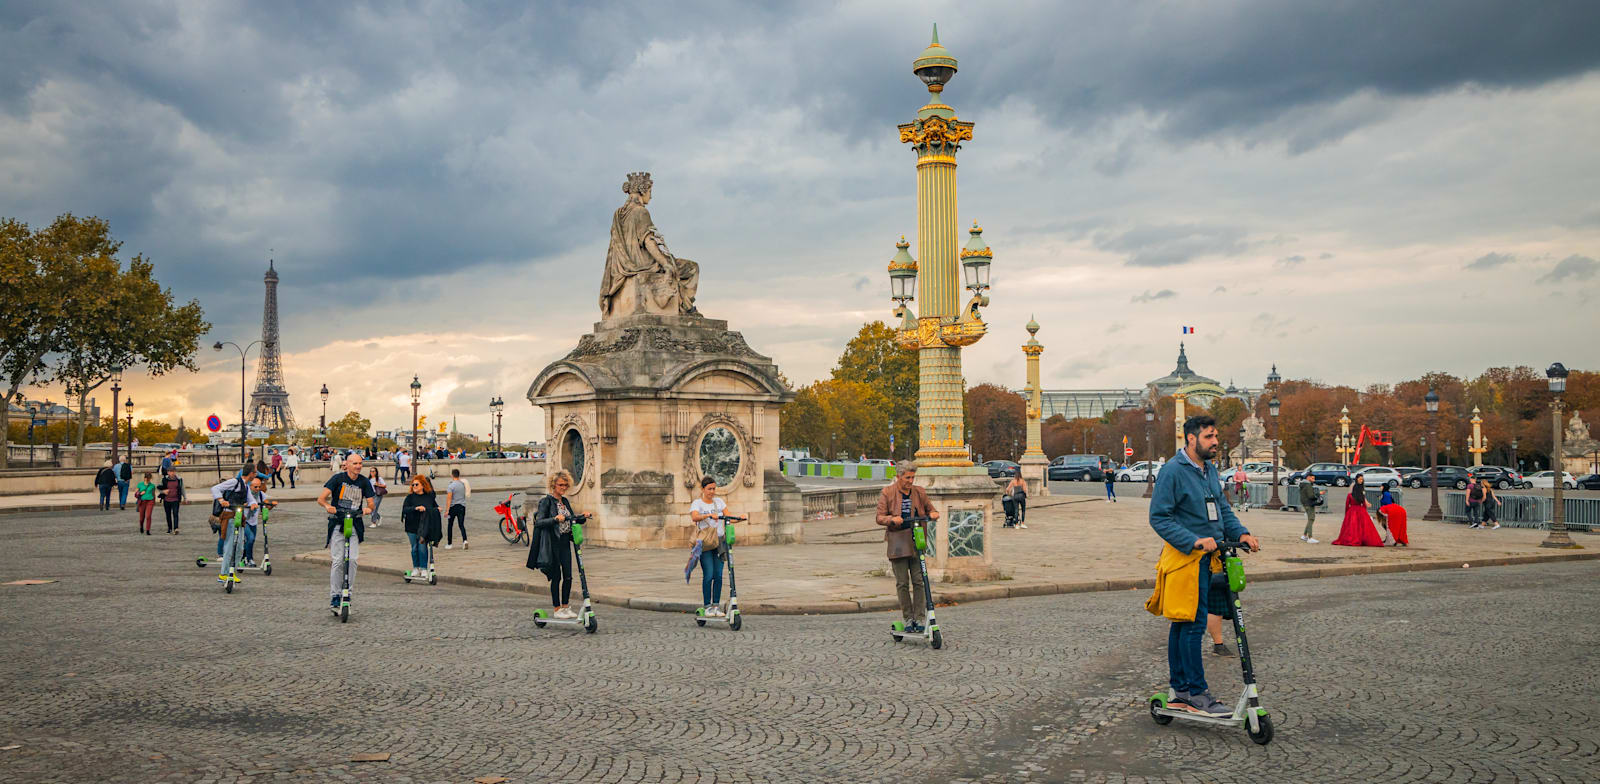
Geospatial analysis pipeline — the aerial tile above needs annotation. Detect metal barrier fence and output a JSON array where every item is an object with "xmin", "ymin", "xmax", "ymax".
[
  {"xmin": 1240, "ymin": 482, "xmax": 1399, "ymax": 511},
  {"xmin": 1441, "ymin": 492, "xmax": 1600, "ymax": 531}
]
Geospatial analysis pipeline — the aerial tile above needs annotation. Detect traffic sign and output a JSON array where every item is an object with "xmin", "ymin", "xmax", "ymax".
[
  {"xmin": 31, "ymin": 418, "xmax": 47, "ymax": 427},
  {"xmin": 206, "ymin": 414, "xmax": 222, "ymax": 432},
  {"xmin": 1124, "ymin": 447, "xmax": 1134, "ymax": 457}
]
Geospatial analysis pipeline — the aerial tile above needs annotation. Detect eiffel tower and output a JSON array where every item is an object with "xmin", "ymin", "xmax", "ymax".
[{"xmin": 248, "ymin": 259, "xmax": 296, "ymax": 432}]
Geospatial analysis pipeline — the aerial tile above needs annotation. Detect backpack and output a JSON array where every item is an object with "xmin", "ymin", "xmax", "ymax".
[{"xmin": 119, "ymin": 463, "xmax": 133, "ymax": 481}]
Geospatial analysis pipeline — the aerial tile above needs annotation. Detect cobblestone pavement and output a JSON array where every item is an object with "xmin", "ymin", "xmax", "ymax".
[{"xmin": 2, "ymin": 503, "xmax": 1596, "ymax": 783}]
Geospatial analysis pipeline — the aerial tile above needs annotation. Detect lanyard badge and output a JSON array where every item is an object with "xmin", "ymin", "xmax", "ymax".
[{"xmin": 1205, "ymin": 495, "xmax": 1220, "ymax": 522}]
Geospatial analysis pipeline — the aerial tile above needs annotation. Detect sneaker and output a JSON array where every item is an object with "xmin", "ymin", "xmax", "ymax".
[
  {"xmin": 1188, "ymin": 693, "xmax": 1233, "ymax": 718},
  {"xmin": 1019, "ymin": 523, "xmax": 1028, "ymax": 529},
  {"xmin": 445, "ymin": 544, "xmax": 453, "ymax": 550},
  {"xmin": 906, "ymin": 621, "xmax": 925, "ymax": 634},
  {"xmin": 1490, "ymin": 524, "xmax": 1501, "ymax": 530},
  {"xmin": 1468, "ymin": 524, "xmax": 1480, "ymax": 529},
  {"xmin": 218, "ymin": 574, "xmax": 228, "ymax": 583},
  {"xmin": 245, "ymin": 560, "xmax": 258, "ymax": 568},
  {"xmin": 1212, "ymin": 642, "xmax": 1235, "ymax": 657},
  {"xmin": 462, "ymin": 540, "xmax": 469, "ymax": 550},
  {"xmin": 1305, "ymin": 537, "xmax": 1319, "ymax": 544}
]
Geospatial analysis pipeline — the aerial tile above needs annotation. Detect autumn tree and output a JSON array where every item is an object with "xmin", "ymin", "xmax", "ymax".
[
  {"xmin": 778, "ymin": 379, "xmax": 890, "ymax": 460},
  {"xmin": 965, "ymin": 383, "xmax": 1025, "ymax": 461},
  {"xmin": 36, "ymin": 216, "xmax": 208, "ymax": 463},
  {"xmin": 831, "ymin": 321, "xmax": 918, "ymax": 459},
  {"xmin": 327, "ymin": 411, "xmax": 373, "ymax": 448},
  {"xmin": 0, "ymin": 216, "xmax": 89, "ymax": 467}
]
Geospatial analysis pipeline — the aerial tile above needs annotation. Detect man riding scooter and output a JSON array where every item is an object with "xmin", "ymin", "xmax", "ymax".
[{"xmin": 875, "ymin": 461, "xmax": 940, "ymax": 634}]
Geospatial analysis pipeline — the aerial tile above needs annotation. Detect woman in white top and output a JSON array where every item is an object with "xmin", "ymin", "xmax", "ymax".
[
  {"xmin": 688, "ymin": 476, "xmax": 740, "ymax": 617},
  {"xmin": 283, "ymin": 448, "xmax": 300, "ymax": 489},
  {"xmin": 368, "ymin": 467, "xmax": 388, "ymax": 526}
]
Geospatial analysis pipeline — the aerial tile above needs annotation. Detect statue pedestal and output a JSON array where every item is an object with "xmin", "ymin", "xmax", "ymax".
[
  {"xmin": 917, "ymin": 466, "xmax": 1002, "ymax": 583},
  {"xmin": 528, "ymin": 313, "xmax": 801, "ymax": 548},
  {"xmin": 1019, "ymin": 453, "xmax": 1049, "ymax": 496}
]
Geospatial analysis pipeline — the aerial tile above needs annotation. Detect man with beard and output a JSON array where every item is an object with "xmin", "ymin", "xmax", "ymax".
[{"xmin": 1148, "ymin": 415, "xmax": 1260, "ymax": 717}]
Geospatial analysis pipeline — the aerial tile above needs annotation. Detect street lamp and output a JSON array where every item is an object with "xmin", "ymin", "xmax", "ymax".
[
  {"xmin": 109, "ymin": 363, "xmax": 123, "ymax": 463},
  {"xmin": 490, "ymin": 396, "xmax": 505, "ymax": 451},
  {"xmin": 1543, "ymin": 362, "xmax": 1573, "ymax": 548},
  {"xmin": 1510, "ymin": 436, "xmax": 1519, "ymax": 473},
  {"xmin": 215, "ymin": 340, "xmax": 267, "ymax": 466},
  {"xmin": 1143, "ymin": 403, "xmax": 1155, "ymax": 498},
  {"xmin": 1267, "ymin": 394, "xmax": 1283, "ymax": 509},
  {"xmin": 410, "ymin": 375, "xmax": 422, "ymax": 471},
  {"xmin": 124, "ymin": 397, "xmax": 134, "ymax": 455},
  {"xmin": 1423, "ymin": 386, "xmax": 1442, "ymax": 521},
  {"xmin": 319, "ymin": 383, "xmax": 329, "ymax": 444}
]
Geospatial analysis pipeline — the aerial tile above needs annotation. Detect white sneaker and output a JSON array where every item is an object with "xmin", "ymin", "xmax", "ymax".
[
  {"xmin": 1306, "ymin": 537, "xmax": 1319, "ymax": 544},
  {"xmin": 712, "ymin": 606, "xmax": 726, "ymax": 617},
  {"xmin": 445, "ymin": 544, "xmax": 453, "ymax": 550},
  {"xmin": 1299, "ymin": 535, "xmax": 1307, "ymax": 542},
  {"xmin": 1490, "ymin": 524, "xmax": 1500, "ymax": 530},
  {"xmin": 1019, "ymin": 523, "xmax": 1028, "ymax": 529}
]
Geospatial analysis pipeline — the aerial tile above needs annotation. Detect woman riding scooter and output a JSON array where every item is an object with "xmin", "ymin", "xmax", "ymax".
[{"xmin": 526, "ymin": 469, "xmax": 579, "ymax": 619}]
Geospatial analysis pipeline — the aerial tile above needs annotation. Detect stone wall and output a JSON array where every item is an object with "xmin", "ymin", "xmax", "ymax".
[{"xmin": 0, "ymin": 458, "xmax": 543, "ymax": 496}]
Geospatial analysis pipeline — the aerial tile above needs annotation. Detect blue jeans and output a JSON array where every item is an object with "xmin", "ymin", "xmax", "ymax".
[
  {"xmin": 407, "ymin": 532, "xmax": 429, "ymax": 569},
  {"xmin": 243, "ymin": 525, "xmax": 258, "ymax": 561},
  {"xmin": 98, "ymin": 486, "xmax": 112, "ymax": 510},
  {"xmin": 699, "ymin": 549, "xmax": 724, "ymax": 606},
  {"xmin": 1167, "ymin": 553, "xmax": 1211, "ymax": 695},
  {"xmin": 218, "ymin": 524, "xmax": 243, "ymax": 575},
  {"xmin": 1105, "ymin": 482, "xmax": 1117, "ymax": 499},
  {"xmin": 116, "ymin": 480, "xmax": 130, "ymax": 507}
]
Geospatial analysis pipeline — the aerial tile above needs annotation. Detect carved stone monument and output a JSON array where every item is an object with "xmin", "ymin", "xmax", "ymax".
[
  {"xmin": 528, "ymin": 173, "xmax": 802, "ymax": 548},
  {"xmin": 1228, "ymin": 413, "xmax": 1281, "ymax": 465},
  {"xmin": 1562, "ymin": 412, "xmax": 1598, "ymax": 475}
]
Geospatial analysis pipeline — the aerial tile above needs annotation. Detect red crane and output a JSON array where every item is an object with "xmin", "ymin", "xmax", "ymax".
[{"xmin": 1353, "ymin": 425, "xmax": 1393, "ymax": 466}]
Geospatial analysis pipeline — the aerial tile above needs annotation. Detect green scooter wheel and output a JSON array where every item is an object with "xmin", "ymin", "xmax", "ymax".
[
  {"xmin": 1149, "ymin": 697, "xmax": 1173, "ymax": 725},
  {"xmin": 1247, "ymin": 713, "xmax": 1273, "ymax": 745}
]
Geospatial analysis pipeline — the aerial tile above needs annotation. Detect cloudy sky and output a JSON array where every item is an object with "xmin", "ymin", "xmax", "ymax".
[{"xmin": 4, "ymin": 1, "xmax": 1598, "ymax": 442}]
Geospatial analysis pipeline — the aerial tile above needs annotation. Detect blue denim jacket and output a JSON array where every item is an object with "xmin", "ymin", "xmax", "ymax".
[{"xmin": 1149, "ymin": 449, "xmax": 1249, "ymax": 554}]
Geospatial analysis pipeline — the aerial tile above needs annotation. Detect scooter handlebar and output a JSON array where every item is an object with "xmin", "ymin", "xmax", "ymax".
[{"xmin": 1216, "ymin": 540, "xmax": 1255, "ymax": 552}]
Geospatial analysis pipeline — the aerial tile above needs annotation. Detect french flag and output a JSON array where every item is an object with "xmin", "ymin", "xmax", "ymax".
[{"xmin": 1181, "ymin": 326, "xmax": 1196, "ymax": 334}]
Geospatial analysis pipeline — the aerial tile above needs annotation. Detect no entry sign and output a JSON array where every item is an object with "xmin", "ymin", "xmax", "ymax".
[
  {"xmin": 206, "ymin": 414, "xmax": 222, "ymax": 432},
  {"xmin": 1124, "ymin": 447, "xmax": 1134, "ymax": 457}
]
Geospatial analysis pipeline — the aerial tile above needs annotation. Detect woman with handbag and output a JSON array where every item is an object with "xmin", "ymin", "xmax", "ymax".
[
  {"xmin": 401, "ymin": 475, "xmax": 440, "ymax": 579},
  {"xmin": 688, "ymin": 475, "xmax": 740, "ymax": 617},
  {"xmin": 367, "ymin": 467, "xmax": 389, "ymax": 526},
  {"xmin": 526, "ymin": 469, "xmax": 580, "ymax": 619}
]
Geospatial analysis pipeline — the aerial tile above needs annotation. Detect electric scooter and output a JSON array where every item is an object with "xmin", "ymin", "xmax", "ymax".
[
  {"xmin": 694, "ymin": 515, "xmax": 746, "ymax": 631},
  {"xmin": 1148, "ymin": 540, "xmax": 1273, "ymax": 745},
  {"xmin": 215, "ymin": 506, "xmax": 245, "ymax": 593},
  {"xmin": 403, "ymin": 539, "xmax": 438, "ymax": 585},
  {"xmin": 888, "ymin": 515, "xmax": 941, "ymax": 649},
  {"xmin": 334, "ymin": 511, "xmax": 354, "ymax": 623},
  {"xmin": 236, "ymin": 502, "xmax": 276, "ymax": 576},
  {"xmin": 532, "ymin": 514, "xmax": 597, "ymax": 634}
]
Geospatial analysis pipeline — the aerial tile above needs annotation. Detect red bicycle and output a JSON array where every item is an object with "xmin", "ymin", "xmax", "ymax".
[{"xmin": 495, "ymin": 492, "xmax": 530, "ymax": 545}]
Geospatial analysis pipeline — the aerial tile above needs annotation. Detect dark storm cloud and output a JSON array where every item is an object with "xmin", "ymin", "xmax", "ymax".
[
  {"xmin": 1099, "ymin": 223, "xmax": 1248, "ymax": 267},
  {"xmin": 1466, "ymin": 251, "xmax": 1515, "ymax": 270},
  {"xmin": 2, "ymin": 0, "xmax": 1598, "ymax": 339}
]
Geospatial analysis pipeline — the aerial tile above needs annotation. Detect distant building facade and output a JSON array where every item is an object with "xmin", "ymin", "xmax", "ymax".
[{"xmin": 1030, "ymin": 343, "xmax": 1254, "ymax": 420}]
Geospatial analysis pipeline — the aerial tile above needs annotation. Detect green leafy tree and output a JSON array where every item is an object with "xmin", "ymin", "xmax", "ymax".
[
  {"xmin": 327, "ymin": 411, "xmax": 373, "ymax": 448},
  {"xmin": 831, "ymin": 321, "xmax": 918, "ymax": 459},
  {"xmin": 39, "ymin": 216, "xmax": 208, "ymax": 464}
]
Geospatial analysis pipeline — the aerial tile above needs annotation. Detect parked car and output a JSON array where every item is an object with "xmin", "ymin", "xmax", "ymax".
[
  {"xmin": 983, "ymin": 459, "xmax": 1020, "ymax": 478},
  {"xmin": 1577, "ymin": 474, "xmax": 1600, "ymax": 491},
  {"xmin": 1117, "ymin": 461, "xmax": 1159, "ymax": 482},
  {"xmin": 1525, "ymin": 471, "xmax": 1577, "ymax": 490},
  {"xmin": 862, "ymin": 458, "xmax": 893, "ymax": 466},
  {"xmin": 1405, "ymin": 465, "xmax": 1473, "ymax": 490},
  {"xmin": 1353, "ymin": 466, "xmax": 1403, "ymax": 489},
  {"xmin": 1395, "ymin": 466, "xmax": 1424, "ymax": 478},
  {"xmin": 1468, "ymin": 465, "xmax": 1525, "ymax": 490},
  {"xmin": 796, "ymin": 457, "xmax": 823, "ymax": 464},
  {"xmin": 1048, "ymin": 454, "xmax": 1106, "ymax": 482},
  {"xmin": 1241, "ymin": 462, "xmax": 1279, "ymax": 482},
  {"xmin": 1288, "ymin": 462, "xmax": 1354, "ymax": 486}
]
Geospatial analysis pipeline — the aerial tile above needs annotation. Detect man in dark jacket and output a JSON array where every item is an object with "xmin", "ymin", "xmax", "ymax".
[
  {"xmin": 94, "ymin": 462, "xmax": 117, "ymax": 511},
  {"xmin": 875, "ymin": 461, "xmax": 941, "ymax": 633},
  {"xmin": 1298, "ymin": 477, "xmax": 1322, "ymax": 543}
]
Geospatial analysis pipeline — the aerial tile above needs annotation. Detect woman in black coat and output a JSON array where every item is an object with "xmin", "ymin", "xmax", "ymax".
[
  {"xmin": 525, "ymin": 469, "xmax": 578, "ymax": 619},
  {"xmin": 401, "ymin": 475, "xmax": 442, "ymax": 579},
  {"xmin": 94, "ymin": 461, "xmax": 117, "ymax": 511}
]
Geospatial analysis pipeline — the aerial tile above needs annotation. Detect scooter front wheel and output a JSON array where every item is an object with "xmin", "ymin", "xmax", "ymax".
[
  {"xmin": 1247, "ymin": 713, "xmax": 1273, "ymax": 745},
  {"xmin": 585, "ymin": 617, "xmax": 598, "ymax": 634},
  {"xmin": 340, "ymin": 605, "xmax": 349, "ymax": 623},
  {"xmin": 263, "ymin": 564, "xmax": 272, "ymax": 576},
  {"xmin": 1149, "ymin": 698, "xmax": 1173, "ymax": 725},
  {"xmin": 729, "ymin": 613, "xmax": 742, "ymax": 632},
  {"xmin": 224, "ymin": 578, "xmax": 233, "ymax": 594},
  {"xmin": 429, "ymin": 573, "xmax": 437, "ymax": 586},
  {"xmin": 930, "ymin": 629, "xmax": 943, "ymax": 649}
]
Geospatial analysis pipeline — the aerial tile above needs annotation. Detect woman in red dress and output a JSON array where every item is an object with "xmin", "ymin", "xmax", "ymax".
[
  {"xmin": 1332, "ymin": 476, "xmax": 1385, "ymax": 547},
  {"xmin": 1378, "ymin": 503, "xmax": 1408, "ymax": 546}
]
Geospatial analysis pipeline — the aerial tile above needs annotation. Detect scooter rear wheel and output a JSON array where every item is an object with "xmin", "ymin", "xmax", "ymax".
[
  {"xmin": 1149, "ymin": 698, "xmax": 1173, "ymax": 725},
  {"xmin": 1247, "ymin": 713, "xmax": 1273, "ymax": 745}
]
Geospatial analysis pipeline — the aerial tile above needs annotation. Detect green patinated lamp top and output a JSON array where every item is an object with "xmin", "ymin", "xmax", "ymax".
[
  {"xmin": 960, "ymin": 221, "xmax": 992, "ymax": 259},
  {"xmin": 914, "ymin": 24, "xmax": 958, "ymax": 73},
  {"xmin": 888, "ymin": 235, "xmax": 917, "ymax": 270},
  {"xmin": 1026, "ymin": 315, "xmax": 1040, "ymax": 334}
]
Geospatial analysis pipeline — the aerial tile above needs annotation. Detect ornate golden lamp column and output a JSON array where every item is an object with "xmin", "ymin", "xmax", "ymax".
[
  {"xmin": 1172, "ymin": 392, "xmax": 1188, "ymax": 454},
  {"xmin": 1467, "ymin": 406, "xmax": 1486, "ymax": 467},
  {"xmin": 1020, "ymin": 317, "xmax": 1048, "ymax": 496},
  {"xmin": 1336, "ymin": 406, "xmax": 1353, "ymax": 465},
  {"xmin": 887, "ymin": 25, "xmax": 999, "ymax": 582}
]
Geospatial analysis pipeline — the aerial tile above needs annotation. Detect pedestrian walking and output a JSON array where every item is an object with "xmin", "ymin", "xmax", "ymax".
[
  {"xmin": 1466, "ymin": 480, "xmax": 1486, "ymax": 528},
  {"xmin": 134, "ymin": 472, "xmax": 157, "ymax": 534},
  {"xmin": 368, "ymin": 467, "xmax": 388, "ymax": 526},
  {"xmin": 397, "ymin": 449, "xmax": 411, "ymax": 483},
  {"xmin": 1146, "ymin": 415, "xmax": 1258, "ymax": 717},
  {"xmin": 159, "ymin": 466, "xmax": 185, "ymax": 534},
  {"xmin": 317, "ymin": 454, "xmax": 375, "ymax": 615},
  {"xmin": 1480, "ymin": 479, "xmax": 1501, "ymax": 530},
  {"xmin": 269, "ymin": 449, "xmax": 284, "ymax": 488},
  {"xmin": 160, "ymin": 450, "xmax": 175, "ymax": 475},
  {"xmin": 402, "ymin": 475, "xmax": 440, "ymax": 580},
  {"xmin": 1004, "ymin": 470, "xmax": 1028, "ymax": 528},
  {"xmin": 94, "ymin": 460, "xmax": 116, "ymax": 511},
  {"xmin": 1298, "ymin": 476, "xmax": 1322, "ymax": 543},
  {"xmin": 1104, "ymin": 465, "xmax": 1118, "ymax": 503},
  {"xmin": 283, "ymin": 447, "xmax": 298, "ymax": 488},
  {"xmin": 115, "ymin": 458, "xmax": 132, "ymax": 510},
  {"xmin": 526, "ymin": 469, "xmax": 579, "ymax": 619},
  {"xmin": 875, "ymin": 461, "xmax": 939, "ymax": 634},
  {"xmin": 445, "ymin": 469, "xmax": 469, "ymax": 549}
]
